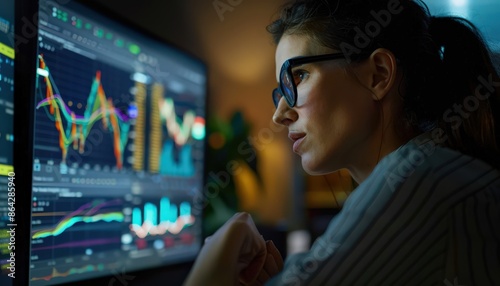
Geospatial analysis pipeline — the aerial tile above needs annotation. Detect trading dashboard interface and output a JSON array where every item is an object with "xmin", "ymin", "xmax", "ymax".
[
  {"xmin": 30, "ymin": 1, "xmax": 207, "ymax": 284},
  {"xmin": 0, "ymin": 0, "xmax": 15, "ymax": 284}
]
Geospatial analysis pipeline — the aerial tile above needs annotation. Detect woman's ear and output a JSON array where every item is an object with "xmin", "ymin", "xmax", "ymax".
[{"xmin": 367, "ymin": 48, "xmax": 398, "ymax": 101}]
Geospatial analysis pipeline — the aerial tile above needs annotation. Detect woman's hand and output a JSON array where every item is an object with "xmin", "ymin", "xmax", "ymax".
[
  {"xmin": 241, "ymin": 240, "xmax": 284, "ymax": 286},
  {"xmin": 184, "ymin": 212, "xmax": 272, "ymax": 286}
]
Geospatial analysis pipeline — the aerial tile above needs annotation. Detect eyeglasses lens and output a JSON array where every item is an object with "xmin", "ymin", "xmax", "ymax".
[
  {"xmin": 281, "ymin": 69, "xmax": 294, "ymax": 107},
  {"xmin": 272, "ymin": 89, "xmax": 282, "ymax": 107}
]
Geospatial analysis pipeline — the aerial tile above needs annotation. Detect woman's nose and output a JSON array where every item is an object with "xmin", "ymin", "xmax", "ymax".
[{"xmin": 272, "ymin": 98, "xmax": 297, "ymax": 127}]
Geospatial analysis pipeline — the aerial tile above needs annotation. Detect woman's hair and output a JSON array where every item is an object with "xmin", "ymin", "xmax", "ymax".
[{"xmin": 267, "ymin": 0, "xmax": 500, "ymax": 168}]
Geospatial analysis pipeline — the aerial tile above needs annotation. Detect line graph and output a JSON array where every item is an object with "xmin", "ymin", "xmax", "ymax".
[
  {"xmin": 31, "ymin": 264, "xmax": 106, "ymax": 282},
  {"xmin": 158, "ymin": 97, "xmax": 205, "ymax": 145},
  {"xmin": 156, "ymin": 97, "xmax": 205, "ymax": 176},
  {"xmin": 31, "ymin": 238, "xmax": 120, "ymax": 251},
  {"xmin": 36, "ymin": 54, "xmax": 131, "ymax": 169},
  {"xmin": 32, "ymin": 213, "xmax": 124, "ymax": 239},
  {"xmin": 32, "ymin": 199, "xmax": 124, "ymax": 239}
]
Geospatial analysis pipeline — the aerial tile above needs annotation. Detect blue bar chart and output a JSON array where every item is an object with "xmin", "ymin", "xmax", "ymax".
[{"xmin": 130, "ymin": 198, "xmax": 194, "ymax": 238}]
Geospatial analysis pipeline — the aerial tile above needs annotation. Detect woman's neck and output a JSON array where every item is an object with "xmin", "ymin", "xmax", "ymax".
[{"xmin": 348, "ymin": 123, "xmax": 419, "ymax": 184}]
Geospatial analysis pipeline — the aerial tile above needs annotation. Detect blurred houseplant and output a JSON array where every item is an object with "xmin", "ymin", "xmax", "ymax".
[{"xmin": 204, "ymin": 111, "xmax": 263, "ymax": 235}]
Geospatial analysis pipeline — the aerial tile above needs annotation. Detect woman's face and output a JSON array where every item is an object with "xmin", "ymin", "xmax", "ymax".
[{"xmin": 273, "ymin": 34, "xmax": 382, "ymax": 175}]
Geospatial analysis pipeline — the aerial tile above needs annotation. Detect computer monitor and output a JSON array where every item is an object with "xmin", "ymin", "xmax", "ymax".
[
  {"xmin": 0, "ymin": 0, "xmax": 15, "ymax": 284},
  {"xmin": 29, "ymin": 0, "xmax": 207, "ymax": 284}
]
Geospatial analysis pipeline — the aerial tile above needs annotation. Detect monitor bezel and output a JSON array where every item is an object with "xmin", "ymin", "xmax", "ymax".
[{"xmin": 13, "ymin": 0, "xmax": 38, "ymax": 285}]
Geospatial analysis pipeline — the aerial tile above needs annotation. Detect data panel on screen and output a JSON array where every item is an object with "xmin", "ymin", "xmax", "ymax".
[
  {"xmin": 30, "ymin": 1, "xmax": 206, "ymax": 284},
  {"xmin": 0, "ymin": 0, "xmax": 15, "ymax": 285}
]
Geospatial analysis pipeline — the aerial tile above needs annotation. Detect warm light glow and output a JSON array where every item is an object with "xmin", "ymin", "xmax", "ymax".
[
  {"xmin": 208, "ymin": 132, "xmax": 225, "ymax": 149},
  {"xmin": 191, "ymin": 1, "xmax": 277, "ymax": 84}
]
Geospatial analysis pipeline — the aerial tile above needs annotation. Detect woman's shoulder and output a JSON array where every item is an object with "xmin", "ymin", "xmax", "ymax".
[
  {"xmin": 358, "ymin": 132, "xmax": 500, "ymax": 198},
  {"xmin": 389, "ymin": 132, "xmax": 500, "ymax": 196},
  {"xmin": 338, "ymin": 132, "xmax": 500, "ymax": 219}
]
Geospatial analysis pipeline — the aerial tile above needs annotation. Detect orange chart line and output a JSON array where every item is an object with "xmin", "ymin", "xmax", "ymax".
[{"xmin": 36, "ymin": 55, "xmax": 130, "ymax": 168}]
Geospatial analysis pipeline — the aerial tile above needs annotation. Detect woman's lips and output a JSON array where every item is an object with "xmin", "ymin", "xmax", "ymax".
[{"xmin": 289, "ymin": 133, "xmax": 306, "ymax": 153}]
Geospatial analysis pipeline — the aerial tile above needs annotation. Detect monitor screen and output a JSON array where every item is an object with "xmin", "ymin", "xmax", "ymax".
[
  {"xmin": 0, "ymin": 0, "xmax": 15, "ymax": 284},
  {"xmin": 30, "ymin": 1, "xmax": 207, "ymax": 284}
]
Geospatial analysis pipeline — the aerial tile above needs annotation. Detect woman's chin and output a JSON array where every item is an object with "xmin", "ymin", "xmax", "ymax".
[
  {"xmin": 301, "ymin": 159, "xmax": 331, "ymax": 176},
  {"xmin": 301, "ymin": 155, "xmax": 342, "ymax": 175}
]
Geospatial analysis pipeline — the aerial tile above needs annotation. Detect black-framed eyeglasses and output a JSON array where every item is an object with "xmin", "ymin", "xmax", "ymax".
[{"xmin": 272, "ymin": 52, "xmax": 367, "ymax": 108}]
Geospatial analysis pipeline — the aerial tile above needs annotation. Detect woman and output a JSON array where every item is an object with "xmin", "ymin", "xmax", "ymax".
[{"xmin": 185, "ymin": 0, "xmax": 500, "ymax": 285}]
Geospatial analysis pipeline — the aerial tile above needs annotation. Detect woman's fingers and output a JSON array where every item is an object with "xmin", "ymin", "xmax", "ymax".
[
  {"xmin": 204, "ymin": 236, "xmax": 212, "ymax": 244},
  {"xmin": 241, "ymin": 241, "xmax": 284, "ymax": 286},
  {"xmin": 266, "ymin": 240, "xmax": 284, "ymax": 271},
  {"xmin": 232, "ymin": 213, "xmax": 267, "ymax": 263},
  {"xmin": 239, "ymin": 250, "xmax": 267, "ymax": 285},
  {"xmin": 185, "ymin": 212, "xmax": 267, "ymax": 286}
]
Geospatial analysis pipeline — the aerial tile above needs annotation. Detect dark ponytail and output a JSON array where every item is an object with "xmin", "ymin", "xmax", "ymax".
[
  {"xmin": 268, "ymin": 0, "xmax": 500, "ymax": 168},
  {"xmin": 426, "ymin": 16, "xmax": 500, "ymax": 168}
]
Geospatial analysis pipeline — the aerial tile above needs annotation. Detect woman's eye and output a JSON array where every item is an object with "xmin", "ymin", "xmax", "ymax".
[{"xmin": 292, "ymin": 70, "xmax": 309, "ymax": 85}]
